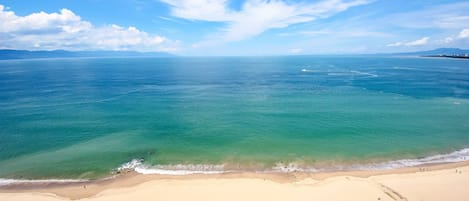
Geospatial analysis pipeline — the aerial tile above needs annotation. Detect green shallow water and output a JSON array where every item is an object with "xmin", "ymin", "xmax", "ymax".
[{"xmin": 0, "ymin": 56, "xmax": 468, "ymax": 179}]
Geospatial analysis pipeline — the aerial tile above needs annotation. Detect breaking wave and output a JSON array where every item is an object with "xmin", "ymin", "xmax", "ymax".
[
  {"xmin": 117, "ymin": 148, "xmax": 469, "ymax": 175},
  {"xmin": 1, "ymin": 148, "xmax": 468, "ymax": 185},
  {"xmin": 117, "ymin": 159, "xmax": 225, "ymax": 175},
  {"xmin": 273, "ymin": 148, "xmax": 469, "ymax": 173}
]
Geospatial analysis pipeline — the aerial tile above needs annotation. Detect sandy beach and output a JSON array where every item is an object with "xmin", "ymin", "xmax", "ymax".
[{"xmin": 1, "ymin": 162, "xmax": 469, "ymax": 201}]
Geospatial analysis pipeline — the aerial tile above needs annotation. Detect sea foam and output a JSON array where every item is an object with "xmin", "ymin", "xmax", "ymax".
[
  {"xmin": 0, "ymin": 178, "xmax": 88, "ymax": 186},
  {"xmin": 118, "ymin": 148, "xmax": 469, "ymax": 175},
  {"xmin": 350, "ymin": 70, "xmax": 378, "ymax": 77},
  {"xmin": 362, "ymin": 148, "xmax": 469, "ymax": 170},
  {"xmin": 117, "ymin": 159, "xmax": 225, "ymax": 175},
  {"xmin": 274, "ymin": 148, "xmax": 469, "ymax": 173},
  {"xmin": 2, "ymin": 149, "xmax": 468, "ymax": 184}
]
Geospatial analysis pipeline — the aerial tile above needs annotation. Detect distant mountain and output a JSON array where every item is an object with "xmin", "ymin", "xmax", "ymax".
[
  {"xmin": 393, "ymin": 48, "xmax": 469, "ymax": 56},
  {"xmin": 0, "ymin": 49, "xmax": 174, "ymax": 60}
]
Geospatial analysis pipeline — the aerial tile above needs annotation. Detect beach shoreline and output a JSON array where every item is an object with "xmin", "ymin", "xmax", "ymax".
[{"xmin": 1, "ymin": 160, "xmax": 469, "ymax": 200}]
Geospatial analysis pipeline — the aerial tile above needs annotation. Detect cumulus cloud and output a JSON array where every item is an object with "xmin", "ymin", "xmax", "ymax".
[
  {"xmin": 386, "ymin": 37, "xmax": 429, "ymax": 47},
  {"xmin": 458, "ymin": 29, "xmax": 469, "ymax": 38},
  {"xmin": 160, "ymin": 0, "xmax": 370, "ymax": 45},
  {"xmin": 0, "ymin": 5, "xmax": 179, "ymax": 51},
  {"xmin": 434, "ymin": 29, "xmax": 469, "ymax": 45}
]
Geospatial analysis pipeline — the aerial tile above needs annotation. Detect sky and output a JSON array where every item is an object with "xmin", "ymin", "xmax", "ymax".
[{"xmin": 0, "ymin": 0, "xmax": 468, "ymax": 56}]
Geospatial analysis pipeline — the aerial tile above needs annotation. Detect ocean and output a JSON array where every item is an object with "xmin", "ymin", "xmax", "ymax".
[{"xmin": 0, "ymin": 56, "xmax": 468, "ymax": 181}]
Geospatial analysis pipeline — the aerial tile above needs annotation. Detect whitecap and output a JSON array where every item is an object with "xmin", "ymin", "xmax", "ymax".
[{"xmin": 350, "ymin": 70, "xmax": 378, "ymax": 78}]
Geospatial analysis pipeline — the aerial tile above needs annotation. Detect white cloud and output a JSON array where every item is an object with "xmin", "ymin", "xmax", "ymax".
[
  {"xmin": 387, "ymin": 2, "xmax": 469, "ymax": 29},
  {"xmin": 386, "ymin": 37, "xmax": 429, "ymax": 47},
  {"xmin": 435, "ymin": 15, "xmax": 469, "ymax": 29},
  {"xmin": 0, "ymin": 5, "xmax": 179, "ymax": 52},
  {"xmin": 443, "ymin": 37, "xmax": 454, "ymax": 44},
  {"xmin": 160, "ymin": 0, "xmax": 234, "ymax": 22},
  {"xmin": 458, "ymin": 29, "xmax": 469, "ymax": 38},
  {"xmin": 405, "ymin": 37, "xmax": 429, "ymax": 46},
  {"xmin": 161, "ymin": 0, "xmax": 370, "ymax": 45},
  {"xmin": 284, "ymin": 29, "xmax": 391, "ymax": 38},
  {"xmin": 435, "ymin": 29, "xmax": 469, "ymax": 45},
  {"xmin": 289, "ymin": 30, "xmax": 330, "ymax": 36},
  {"xmin": 289, "ymin": 48, "xmax": 302, "ymax": 54}
]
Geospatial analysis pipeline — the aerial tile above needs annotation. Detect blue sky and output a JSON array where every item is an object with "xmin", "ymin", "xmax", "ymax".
[{"xmin": 0, "ymin": 0, "xmax": 468, "ymax": 55}]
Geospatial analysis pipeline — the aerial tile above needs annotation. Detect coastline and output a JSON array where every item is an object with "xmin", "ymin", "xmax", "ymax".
[
  {"xmin": 1, "ymin": 161, "xmax": 469, "ymax": 201},
  {"xmin": 422, "ymin": 55, "xmax": 469, "ymax": 59},
  {"xmin": 1, "ymin": 55, "xmax": 468, "ymax": 201}
]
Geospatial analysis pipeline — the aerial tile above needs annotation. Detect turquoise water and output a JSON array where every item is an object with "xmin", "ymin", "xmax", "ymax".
[{"xmin": 0, "ymin": 56, "xmax": 468, "ymax": 179}]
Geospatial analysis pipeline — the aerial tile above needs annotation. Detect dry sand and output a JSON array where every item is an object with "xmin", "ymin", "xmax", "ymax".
[{"xmin": 1, "ymin": 162, "xmax": 469, "ymax": 201}]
